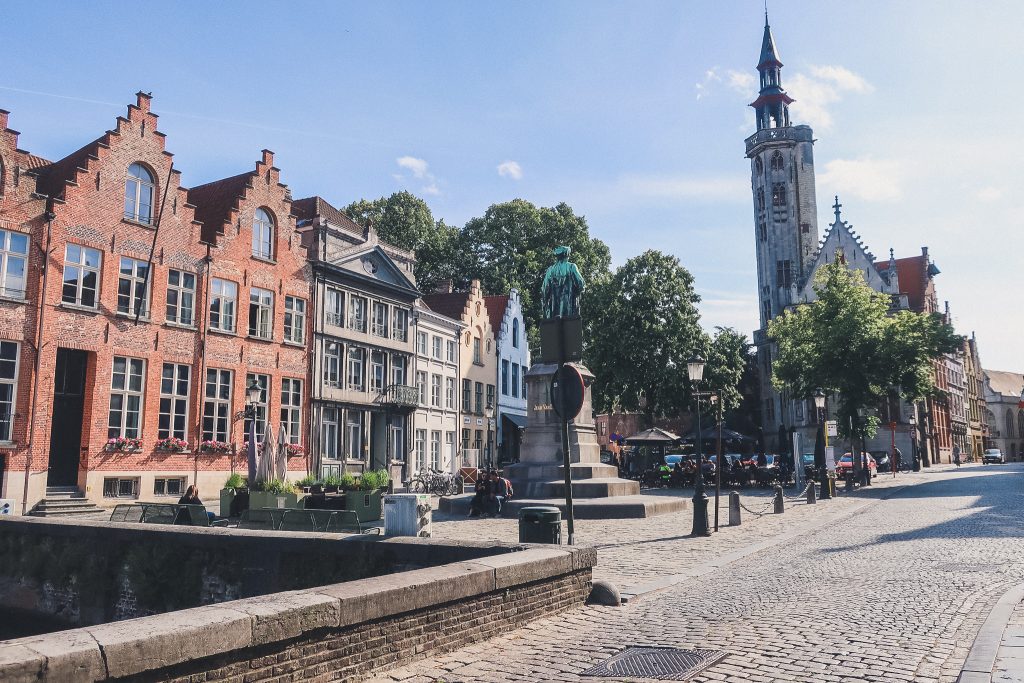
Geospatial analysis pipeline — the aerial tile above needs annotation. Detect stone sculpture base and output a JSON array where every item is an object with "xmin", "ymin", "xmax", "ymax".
[{"xmin": 504, "ymin": 362, "xmax": 640, "ymax": 500}]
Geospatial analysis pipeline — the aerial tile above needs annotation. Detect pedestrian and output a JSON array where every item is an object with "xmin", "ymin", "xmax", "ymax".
[
  {"xmin": 469, "ymin": 475, "xmax": 490, "ymax": 517},
  {"xmin": 892, "ymin": 446, "xmax": 902, "ymax": 475},
  {"xmin": 178, "ymin": 484, "xmax": 202, "ymax": 506},
  {"xmin": 486, "ymin": 470, "xmax": 507, "ymax": 515},
  {"xmin": 953, "ymin": 444, "xmax": 962, "ymax": 468}
]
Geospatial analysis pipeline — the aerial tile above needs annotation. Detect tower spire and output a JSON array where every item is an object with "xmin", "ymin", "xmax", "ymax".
[{"xmin": 750, "ymin": 14, "xmax": 793, "ymax": 130}]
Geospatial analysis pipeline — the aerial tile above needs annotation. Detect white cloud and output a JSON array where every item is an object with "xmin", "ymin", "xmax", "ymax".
[
  {"xmin": 726, "ymin": 70, "xmax": 755, "ymax": 94},
  {"xmin": 396, "ymin": 156, "xmax": 430, "ymax": 179},
  {"xmin": 618, "ymin": 174, "xmax": 749, "ymax": 202},
  {"xmin": 395, "ymin": 156, "xmax": 442, "ymax": 196},
  {"xmin": 788, "ymin": 64, "xmax": 874, "ymax": 131},
  {"xmin": 976, "ymin": 186, "xmax": 1003, "ymax": 202},
  {"xmin": 497, "ymin": 160, "xmax": 523, "ymax": 180},
  {"xmin": 817, "ymin": 157, "xmax": 904, "ymax": 202},
  {"xmin": 695, "ymin": 68, "xmax": 722, "ymax": 100}
]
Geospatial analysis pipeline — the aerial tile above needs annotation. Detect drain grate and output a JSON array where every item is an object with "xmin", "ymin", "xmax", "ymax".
[{"xmin": 581, "ymin": 646, "xmax": 728, "ymax": 681}]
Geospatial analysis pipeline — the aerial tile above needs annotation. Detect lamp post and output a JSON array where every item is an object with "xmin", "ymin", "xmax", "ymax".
[
  {"xmin": 814, "ymin": 389, "xmax": 832, "ymax": 499},
  {"xmin": 484, "ymin": 402, "xmax": 494, "ymax": 471},
  {"xmin": 909, "ymin": 411, "xmax": 920, "ymax": 471},
  {"xmin": 687, "ymin": 356, "xmax": 710, "ymax": 536},
  {"xmin": 856, "ymin": 407, "xmax": 870, "ymax": 487}
]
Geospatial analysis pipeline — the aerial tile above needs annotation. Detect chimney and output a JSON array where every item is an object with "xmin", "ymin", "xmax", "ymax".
[
  {"xmin": 921, "ymin": 246, "xmax": 929, "ymax": 258},
  {"xmin": 0, "ymin": 110, "xmax": 8, "ymax": 131},
  {"xmin": 135, "ymin": 91, "xmax": 152, "ymax": 113},
  {"xmin": 471, "ymin": 279, "xmax": 481, "ymax": 295},
  {"xmin": 434, "ymin": 280, "xmax": 454, "ymax": 294},
  {"xmin": 261, "ymin": 149, "xmax": 274, "ymax": 167}
]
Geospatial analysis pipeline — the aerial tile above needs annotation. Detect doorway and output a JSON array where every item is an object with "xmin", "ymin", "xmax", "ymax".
[{"xmin": 47, "ymin": 349, "xmax": 88, "ymax": 487}]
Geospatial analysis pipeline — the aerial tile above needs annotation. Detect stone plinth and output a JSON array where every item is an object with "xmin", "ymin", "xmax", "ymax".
[{"xmin": 505, "ymin": 363, "xmax": 639, "ymax": 499}]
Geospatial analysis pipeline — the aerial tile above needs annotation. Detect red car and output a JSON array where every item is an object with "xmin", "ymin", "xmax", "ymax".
[{"xmin": 836, "ymin": 453, "xmax": 877, "ymax": 480}]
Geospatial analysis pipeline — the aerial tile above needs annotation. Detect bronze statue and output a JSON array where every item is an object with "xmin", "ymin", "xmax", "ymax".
[{"xmin": 541, "ymin": 246, "xmax": 585, "ymax": 319}]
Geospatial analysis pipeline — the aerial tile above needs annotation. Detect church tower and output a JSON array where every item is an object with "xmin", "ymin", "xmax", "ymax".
[{"xmin": 746, "ymin": 16, "xmax": 820, "ymax": 444}]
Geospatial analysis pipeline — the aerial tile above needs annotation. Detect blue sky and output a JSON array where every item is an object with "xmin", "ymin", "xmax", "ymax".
[{"xmin": 2, "ymin": 1, "xmax": 1021, "ymax": 371}]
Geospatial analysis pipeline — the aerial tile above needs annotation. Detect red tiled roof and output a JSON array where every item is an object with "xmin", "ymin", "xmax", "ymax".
[
  {"xmin": 22, "ymin": 153, "xmax": 52, "ymax": 170},
  {"xmin": 422, "ymin": 291, "xmax": 471, "ymax": 321},
  {"xmin": 187, "ymin": 172, "xmax": 251, "ymax": 242},
  {"xmin": 876, "ymin": 255, "xmax": 927, "ymax": 312},
  {"xmin": 291, "ymin": 196, "xmax": 364, "ymax": 235},
  {"xmin": 483, "ymin": 295, "xmax": 509, "ymax": 337}
]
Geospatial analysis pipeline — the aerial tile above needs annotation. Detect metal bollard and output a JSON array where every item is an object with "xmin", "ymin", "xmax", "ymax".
[
  {"xmin": 773, "ymin": 485, "xmax": 785, "ymax": 514},
  {"xmin": 806, "ymin": 481, "xmax": 816, "ymax": 504},
  {"xmin": 728, "ymin": 491, "xmax": 741, "ymax": 526}
]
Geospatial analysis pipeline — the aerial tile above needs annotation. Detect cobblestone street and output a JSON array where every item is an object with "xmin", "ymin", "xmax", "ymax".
[{"xmin": 373, "ymin": 464, "xmax": 1024, "ymax": 682}]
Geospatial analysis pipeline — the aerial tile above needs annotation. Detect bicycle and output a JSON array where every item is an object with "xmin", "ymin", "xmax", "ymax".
[{"xmin": 408, "ymin": 468, "xmax": 462, "ymax": 496}]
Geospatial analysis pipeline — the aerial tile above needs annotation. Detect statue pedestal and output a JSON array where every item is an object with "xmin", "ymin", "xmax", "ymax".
[{"xmin": 504, "ymin": 363, "xmax": 640, "ymax": 499}]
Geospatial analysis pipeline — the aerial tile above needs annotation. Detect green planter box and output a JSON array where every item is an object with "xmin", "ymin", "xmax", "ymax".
[
  {"xmin": 220, "ymin": 488, "xmax": 249, "ymax": 518},
  {"xmin": 345, "ymin": 489, "xmax": 384, "ymax": 523},
  {"xmin": 249, "ymin": 490, "xmax": 298, "ymax": 511}
]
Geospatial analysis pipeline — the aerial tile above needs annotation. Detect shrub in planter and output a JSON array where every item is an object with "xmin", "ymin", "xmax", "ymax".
[
  {"xmin": 323, "ymin": 474, "xmax": 344, "ymax": 493},
  {"xmin": 345, "ymin": 470, "xmax": 389, "ymax": 522},
  {"xmin": 104, "ymin": 436, "xmax": 142, "ymax": 452},
  {"xmin": 249, "ymin": 478, "xmax": 298, "ymax": 511},
  {"xmin": 155, "ymin": 437, "xmax": 189, "ymax": 453},
  {"xmin": 200, "ymin": 440, "xmax": 232, "ymax": 454},
  {"xmin": 220, "ymin": 473, "xmax": 248, "ymax": 517}
]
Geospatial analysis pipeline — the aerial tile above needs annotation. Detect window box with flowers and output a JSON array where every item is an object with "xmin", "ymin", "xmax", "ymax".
[
  {"xmin": 286, "ymin": 444, "xmax": 305, "ymax": 458},
  {"xmin": 104, "ymin": 437, "xmax": 142, "ymax": 453},
  {"xmin": 155, "ymin": 437, "xmax": 190, "ymax": 453},
  {"xmin": 199, "ymin": 440, "xmax": 233, "ymax": 454}
]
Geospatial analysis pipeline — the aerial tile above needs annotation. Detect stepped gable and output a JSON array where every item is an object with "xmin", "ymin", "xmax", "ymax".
[{"xmin": 483, "ymin": 294, "xmax": 509, "ymax": 337}]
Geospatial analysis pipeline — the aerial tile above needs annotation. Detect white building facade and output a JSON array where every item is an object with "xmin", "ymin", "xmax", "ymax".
[
  {"xmin": 485, "ymin": 290, "xmax": 531, "ymax": 464},
  {"xmin": 411, "ymin": 301, "xmax": 464, "ymax": 475}
]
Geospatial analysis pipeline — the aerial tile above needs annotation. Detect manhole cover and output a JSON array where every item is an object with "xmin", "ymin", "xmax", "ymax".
[
  {"xmin": 581, "ymin": 646, "xmax": 728, "ymax": 681},
  {"xmin": 935, "ymin": 563, "xmax": 1000, "ymax": 572}
]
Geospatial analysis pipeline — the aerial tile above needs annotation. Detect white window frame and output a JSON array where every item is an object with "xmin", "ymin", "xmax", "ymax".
[
  {"xmin": 158, "ymin": 362, "xmax": 190, "ymax": 441},
  {"xmin": 281, "ymin": 378, "xmax": 302, "ymax": 445},
  {"xmin": 166, "ymin": 269, "xmax": 196, "ymax": 326},
  {"xmin": 243, "ymin": 373, "xmax": 270, "ymax": 443},
  {"xmin": 392, "ymin": 308, "xmax": 408, "ymax": 342},
  {"xmin": 252, "ymin": 208, "xmax": 274, "ymax": 260},
  {"xmin": 502, "ymin": 359, "xmax": 510, "ymax": 396},
  {"xmin": 248, "ymin": 287, "xmax": 274, "ymax": 339},
  {"xmin": 432, "ymin": 336, "xmax": 442, "ymax": 360},
  {"xmin": 124, "ymin": 163, "xmax": 154, "ymax": 224},
  {"xmin": 0, "ymin": 230, "xmax": 28, "ymax": 299},
  {"xmin": 324, "ymin": 341, "xmax": 342, "ymax": 388},
  {"xmin": 446, "ymin": 340, "xmax": 457, "ymax": 363},
  {"xmin": 325, "ymin": 288, "xmax": 344, "ymax": 327},
  {"xmin": 346, "ymin": 411, "xmax": 363, "ymax": 460},
  {"xmin": 445, "ymin": 377, "xmax": 456, "ymax": 410},
  {"xmin": 416, "ymin": 371, "xmax": 427, "ymax": 405},
  {"xmin": 371, "ymin": 302, "xmax": 389, "ymax": 337},
  {"xmin": 62, "ymin": 244, "xmax": 102, "ymax": 308},
  {"xmin": 431, "ymin": 374, "xmax": 441, "ymax": 408},
  {"xmin": 391, "ymin": 354, "xmax": 407, "ymax": 386},
  {"xmin": 284, "ymin": 296, "xmax": 306, "ymax": 343},
  {"xmin": 370, "ymin": 350, "xmax": 386, "ymax": 392},
  {"xmin": 321, "ymin": 406, "xmax": 339, "ymax": 460},
  {"xmin": 202, "ymin": 369, "xmax": 233, "ymax": 442},
  {"xmin": 349, "ymin": 296, "xmax": 367, "ymax": 332},
  {"xmin": 209, "ymin": 278, "xmax": 237, "ymax": 332},
  {"xmin": 416, "ymin": 331, "xmax": 428, "ymax": 356},
  {"xmin": 347, "ymin": 346, "xmax": 365, "ymax": 391},
  {"xmin": 415, "ymin": 429, "xmax": 427, "ymax": 471},
  {"xmin": 117, "ymin": 256, "xmax": 151, "ymax": 317},
  {"xmin": 430, "ymin": 430, "xmax": 441, "ymax": 470},
  {"xmin": 0, "ymin": 341, "xmax": 19, "ymax": 442},
  {"xmin": 512, "ymin": 363, "xmax": 520, "ymax": 399},
  {"xmin": 108, "ymin": 356, "xmax": 145, "ymax": 439}
]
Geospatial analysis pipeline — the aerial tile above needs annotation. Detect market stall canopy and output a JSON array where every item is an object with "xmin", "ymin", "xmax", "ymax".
[
  {"xmin": 682, "ymin": 426, "xmax": 754, "ymax": 442},
  {"xmin": 625, "ymin": 427, "xmax": 682, "ymax": 445}
]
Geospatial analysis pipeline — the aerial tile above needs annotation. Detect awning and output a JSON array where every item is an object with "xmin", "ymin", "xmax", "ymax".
[
  {"xmin": 625, "ymin": 428, "xmax": 682, "ymax": 445},
  {"xmin": 502, "ymin": 413, "xmax": 528, "ymax": 430}
]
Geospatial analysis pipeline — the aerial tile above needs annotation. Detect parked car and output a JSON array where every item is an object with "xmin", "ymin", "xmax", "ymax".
[
  {"xmin": 982, "ymin": 448, "xmax": 1005, "ymax": 464},
  {"xmin": 836, "ymin": 453, "xmax": 877, "ymax": 479}
]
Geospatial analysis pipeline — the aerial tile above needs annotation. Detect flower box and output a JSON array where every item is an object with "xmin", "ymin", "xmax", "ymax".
[
  {"xmin": 155, "ymin": 437, "xmax": 189, "ymax": 453},
  {"xmin": 104, "ymin": 437, "xmax": 142, "ymax": 453},
  {"xmin": 199, "ymin": 440, "xmax": 233, "ymax": 454}
]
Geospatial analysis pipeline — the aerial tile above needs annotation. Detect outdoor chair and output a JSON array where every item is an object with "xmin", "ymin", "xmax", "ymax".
[
  {"xmin": 238, "ymin": 508, "xmax": 280, "ymax": 530},
  {"xmin": 323, "ymin": 510, "xmax": 381, "ymax": 535},
  {"xmin": 108, "ymin": 504, "xmax": 137, "ymax": 522},
  {"xmin": 172, "ymin": 504, "xmax": 229, "ymax": 527},
  {"xmin": 140, "ymin": 503, "xmax": 178, "ymax": 524},
  {"xmin": 279, "ymin": 509, "xmax": 319, "ymax": 532}
]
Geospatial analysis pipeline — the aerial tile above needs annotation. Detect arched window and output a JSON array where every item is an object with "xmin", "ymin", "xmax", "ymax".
[
  {"xmin": 772, "ymin": 182, "xmax": 786, "ymax": 206},
  {"xmin": 124, "ymin": 163, "xmax": 155, "ymax": 224},
  {"xmin": 1006, "ymin": 410, "xmax": 1016, "ymax": 439},
  {"xmin": 757, "ymin": 189, "xmax": 765, "ymax": 211},
  {"xmin": 770, "ymin": 151, "xmax": 784, "ymax": 171},
  {"xmin": 754, "ymin": 157, "xmax": 763, "ymax": 175},
  {"xmin": 252, "ymin": 208, "xmax": 274, "ymax": 260},
  {"xmin": 512, "ymin": 319, "xmax": 520, "ymax": 348},
  {"xmin": 1018, "ymin": 410, "xmax": 1024, "ymax": 440}
]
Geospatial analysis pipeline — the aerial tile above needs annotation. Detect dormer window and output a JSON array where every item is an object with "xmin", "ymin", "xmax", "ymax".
[
  {"xmin": 124, "ymin": 163, "xmax": 154, "ymax": 224},
  {"xmin": 253, "ymin": 208, "xmax": 274, "ymax": 260}
]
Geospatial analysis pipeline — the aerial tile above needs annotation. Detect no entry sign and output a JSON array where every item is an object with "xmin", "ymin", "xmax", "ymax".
[{"xmin": 551, "ymin": 365, "xmax": 585, "ymax": 420}]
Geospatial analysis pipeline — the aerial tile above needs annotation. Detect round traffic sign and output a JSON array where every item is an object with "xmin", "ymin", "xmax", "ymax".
[{"xmin": 551, "ymin": 365, "xmax": 585, "ymax": 420}]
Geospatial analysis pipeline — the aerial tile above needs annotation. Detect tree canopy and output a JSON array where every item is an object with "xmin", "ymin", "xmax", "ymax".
[{"xmin": 768, "ymin": 260, "xmax": 961, "ymax": 436}]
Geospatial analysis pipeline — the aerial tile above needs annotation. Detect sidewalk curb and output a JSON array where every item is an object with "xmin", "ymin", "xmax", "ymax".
[
  {"xmin": 619, "ymin": 482, "xmax": 911, "ymax": 603},
  {"xmin": 957, "ymin": 583, "xmax": 1024, "ymax": 683}
]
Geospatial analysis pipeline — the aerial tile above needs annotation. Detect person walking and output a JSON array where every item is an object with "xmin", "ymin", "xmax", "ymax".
[
  {"xmin": 953, "ymin": 444, "xmax": 962, "ymax": 468},
  {"xmin": 892, "ymin": 446, "xmax": 902, "ymax": 476}
]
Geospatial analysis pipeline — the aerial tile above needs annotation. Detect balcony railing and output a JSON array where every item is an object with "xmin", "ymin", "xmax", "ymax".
[{"xmin": 378, "ymin": 384, "xmax": 419, "ymax": 408}]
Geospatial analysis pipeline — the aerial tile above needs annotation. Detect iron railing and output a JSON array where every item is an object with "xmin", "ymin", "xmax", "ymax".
[{"xmin": 378, "ymin": 384, "xmax": 419, "ymax": 408}]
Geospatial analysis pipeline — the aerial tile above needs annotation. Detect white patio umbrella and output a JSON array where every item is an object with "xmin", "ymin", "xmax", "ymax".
[
  {"xmin": 276, "ymin": 424, "xmax": 289, "ymax": 481},
  {"xmin": 258, "ymin": 423, "xmax": 276, "ymax": 483}
]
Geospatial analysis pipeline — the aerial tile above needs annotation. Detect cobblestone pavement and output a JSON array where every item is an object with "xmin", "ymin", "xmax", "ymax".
[
  {"xmin": 373, "ymin": 463, "xmax": 1024, "ymax": 682},
  {"xmin": 992, "ymin": 589, "xmax": 1024, "ymax": 682}
]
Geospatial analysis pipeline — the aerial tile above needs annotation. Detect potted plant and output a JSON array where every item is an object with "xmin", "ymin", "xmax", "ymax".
[
  {"xmin": 248, "ymin": 478, "xmax": 298, "ymax": 511},
  {"xmin": 155, "ymin": 437, "xmax": 189, "ymax": 453},
  {"xmin": 295, "ymin": 474, "xmax": 319, "ymax": 493},
  {"xmin": 220, "ymin": 472, "xmax": 248, "ymax": 517},
  {"xmin": 344, "ymin": 469, "xmax": 389, "ymax": 522},
  {"xmin": 286, "ymin": 443, "xmax": 305, "ymax": 458},
  {"xmin": 200, "ymin": 440, "xmax": 233, "ymax": 454},
  {"xmin": 104, "ymin": 436, "xmax": 142, "ymax": 453},
  {"xmin": 323, "ymin": 474, "xmax": 345, "ymax": 494}
]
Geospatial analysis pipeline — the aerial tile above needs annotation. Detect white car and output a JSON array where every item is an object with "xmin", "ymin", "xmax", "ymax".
[{"xmin": 982, "ymin": 448, "xmax": 1005, "ymax": 464}]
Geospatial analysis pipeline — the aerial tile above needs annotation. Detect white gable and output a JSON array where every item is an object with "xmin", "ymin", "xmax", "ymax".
[{"xmin": 329, "ymin": 244, "xmax": 417, "ymax": 291}]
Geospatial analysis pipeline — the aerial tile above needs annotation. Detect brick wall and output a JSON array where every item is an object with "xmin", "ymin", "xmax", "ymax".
[{"xmin": 139, "ymin": 571, "xmax": 590, "ymax": 683}]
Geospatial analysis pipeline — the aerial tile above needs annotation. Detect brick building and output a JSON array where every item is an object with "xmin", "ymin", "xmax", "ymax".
[{"xmin": 0, "ymin": 94, "xmax": 311, "ymax": 513}]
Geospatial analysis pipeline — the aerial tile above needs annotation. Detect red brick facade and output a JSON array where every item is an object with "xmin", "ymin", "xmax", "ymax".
[{"xmin": 0, "ymin": 94, "xmax": 311, "ymax": 511}]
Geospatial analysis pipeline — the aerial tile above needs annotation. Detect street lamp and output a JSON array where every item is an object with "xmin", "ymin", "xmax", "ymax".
[
  {"xmin": 485, "ymin": 402, "xmax": 494, "ymax": 471},
  {"xmin": 245, "ymin": 377, "xmax": 262, "ymax": 416},
  {"xmin": 909, "ymin": 411, "xmax": 920, "ymax": 472},
  {"xmin": 814, "ymin": 389, "xmax": 831, "ymax": 499},
  {"xmin": 687, "ymin": 355, "xmax": 710, "ymax": 537}
]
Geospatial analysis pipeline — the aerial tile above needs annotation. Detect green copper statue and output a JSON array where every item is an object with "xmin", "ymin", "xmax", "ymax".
[{"xmin": 541, "ymin": 246, "xmax": 585, "ymax": 319}]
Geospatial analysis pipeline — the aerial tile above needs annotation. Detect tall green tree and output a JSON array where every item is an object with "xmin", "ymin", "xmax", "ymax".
[
  {"xmin": 585, "ymin": 250, "xmax": 706, "ymax": 420},
  {"xmin": 768, "ymin": 260, "xmax": 960, "ymax": 437},
  {"xmin": 461, "ymin": 200, "xmax": 612, "ymax": 336},
  {"xmin": 344, "ymin": 192, "xmax": 466, "ymax": 293}
]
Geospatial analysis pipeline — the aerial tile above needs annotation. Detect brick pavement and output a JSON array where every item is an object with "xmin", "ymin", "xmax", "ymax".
[{"xmin": 372, "ymin": 463, "xmax": 1024, "ymax": 682}]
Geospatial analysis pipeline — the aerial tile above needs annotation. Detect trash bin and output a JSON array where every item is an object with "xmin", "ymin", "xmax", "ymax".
[{"xmin": 518, "ymin": 506, "xmax": 561, "ymax": 544}]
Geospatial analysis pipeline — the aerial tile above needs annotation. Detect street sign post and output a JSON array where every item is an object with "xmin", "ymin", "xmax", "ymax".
[{"xmin": 826, "ymin": 420, "xmax": 838, "ymax": 438}]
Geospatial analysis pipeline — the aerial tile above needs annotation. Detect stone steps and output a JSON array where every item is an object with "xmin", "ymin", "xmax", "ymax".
[{"xmin": 29, "ymin": 489, "xmax": 106, "ymax": 517}]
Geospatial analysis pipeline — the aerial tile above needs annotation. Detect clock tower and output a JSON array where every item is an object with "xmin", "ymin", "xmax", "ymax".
[{"xmin": 745, "ymin": 15, "xmax": 821, "ymax": 444}]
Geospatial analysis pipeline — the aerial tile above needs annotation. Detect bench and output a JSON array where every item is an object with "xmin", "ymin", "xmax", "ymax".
[
  {"xmin": 237, "ymin": 508, "xmax": 379, "ymax": 535},
  {"xmin": 108, "ymin": 503, "xmax": 228, "ymax": 527}
]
